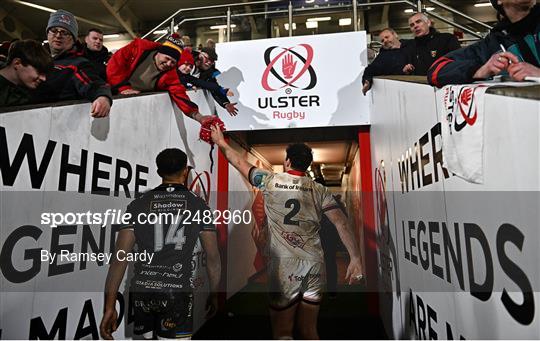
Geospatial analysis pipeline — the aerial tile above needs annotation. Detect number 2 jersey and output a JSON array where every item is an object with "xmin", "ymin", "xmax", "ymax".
[
  {"xmin": 121, "ymin": 183, "xmax": 216, "ymax": 293},
  {"xmin": 250, "ymin": 168, "xmax": 339, "ymax": 262}
]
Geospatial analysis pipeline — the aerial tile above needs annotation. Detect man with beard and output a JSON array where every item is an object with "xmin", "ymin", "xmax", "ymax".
[
  {"xmin": 107, "ymin": 34, "xmax": 222, "ymax": 130},
  {"xmin": 362, "ymin": 28, "xmax": 409, "ymax": 95},
  {"xmin": 210, "ymin": 127, "xmax": 363, "ymax": 340}
]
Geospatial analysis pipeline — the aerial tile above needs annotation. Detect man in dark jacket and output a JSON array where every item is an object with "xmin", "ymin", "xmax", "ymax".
[
  {"xmin": 403, "ymin": 12, "xmax": 461, "ymax": 76},
  {"xmin": 31, "ymin": 9, "xmax": 112, "ymax": 117},
  {"xmin": 428, "ymin": 0, "xmax": 540, "ymax": 87},
  {"xmin": 183, "ymin": 47, "xmax": 238, "ymax": 116},
  {"xmin": 82, "ymin": 28, "xmax": 109, "ymax": 80},
  {"xmin": 362, "ymin": 28, "xmax": 409, "ymax": 95}
]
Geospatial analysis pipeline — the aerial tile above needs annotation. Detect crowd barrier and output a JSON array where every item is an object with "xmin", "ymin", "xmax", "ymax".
[
  {"xmin": 0, "ymin": 91, "xmax": 242, "ymax": 339},
  {"xmin": 371, "ymin": 77, "xmax": 540, "ymax": 339}
]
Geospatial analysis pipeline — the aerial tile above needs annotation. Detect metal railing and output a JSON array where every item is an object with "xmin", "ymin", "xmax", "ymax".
[
  {"xmin": 142, "ymin": 0, "xmax": 281, "ymax": 39},
  {"xmin": 142, "ymin": 0, "xmax": 491, "ymax": 42}
]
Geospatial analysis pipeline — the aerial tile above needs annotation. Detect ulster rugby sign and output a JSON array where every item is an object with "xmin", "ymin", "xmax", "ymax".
[{"xmin": 215, "ymin": 32, "xmax": 370, "ymax": 130}]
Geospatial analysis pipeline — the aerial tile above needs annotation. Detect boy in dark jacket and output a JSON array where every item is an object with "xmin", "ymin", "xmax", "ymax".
[
  {"xmin": 0, "ymin": 40, "xmax": 52, "ymax": 107},
  {"xmin": 31, "ymin": 9, "xmax": 112, "ymax": 117},
  {"xmin": 429, "ymin": 0, "xmax": 540, "ymax": 87},
  {"xmin": 403, "ymin": 12, "xmax": 461, "ymax": 76}
]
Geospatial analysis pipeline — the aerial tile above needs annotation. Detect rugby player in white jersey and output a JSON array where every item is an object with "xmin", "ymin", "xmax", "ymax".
[{"xmin": 210, "ymin": 125, "xmax": 363, "ymax": 339}]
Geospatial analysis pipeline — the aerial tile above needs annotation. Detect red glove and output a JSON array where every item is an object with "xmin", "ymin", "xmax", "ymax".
[{"xmin": 199, "ymin": 116, "xmax": 226, "ymax": 144}]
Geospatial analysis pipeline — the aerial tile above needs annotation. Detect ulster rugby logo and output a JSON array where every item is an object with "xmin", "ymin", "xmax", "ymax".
[
  {"xmin": 261, "ymin": 44, "xmax": 317, "ymax": 91},
  {"xmin": 187, "ymin": 167, "xmax": 211, "ymax": 204},
  {"xmin": 444, "ymin": 85, "xmax": 486, "ymax": 134}
]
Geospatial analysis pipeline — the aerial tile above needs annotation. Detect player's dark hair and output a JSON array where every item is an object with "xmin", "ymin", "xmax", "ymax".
[
  {"xmin": 6, "ymin": 39, "xmax": 52, "ymax": 73},
  {"xmin": 156, "ymin": 148, "xmax": 187, "ymax": 177},
  {"xmin": 286, "ymin": 143, "xmax": 313, "ymax": 172}
]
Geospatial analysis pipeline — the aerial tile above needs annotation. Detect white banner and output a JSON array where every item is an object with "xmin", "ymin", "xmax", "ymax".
[
  {"xmin": 0, "ymin": 93, "xmax": 219, "ymax": 339},
  {"xmin": 215, "ymin": 31, "xmax": 370, "ymax": 130},
  {"xmin": 371, "ymin": 79, "xmax": 540, "ymax": 339}
]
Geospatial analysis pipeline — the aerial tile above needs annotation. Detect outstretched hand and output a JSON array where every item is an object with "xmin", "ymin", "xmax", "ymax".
[{"xmin": 225, "ymin": 102, "xmax": 238, "ymax": 116}]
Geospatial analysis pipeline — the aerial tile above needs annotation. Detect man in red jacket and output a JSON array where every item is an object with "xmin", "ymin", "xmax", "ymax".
[{"xmin": 107, "ymin": 35, "xmax": 214, "ymax": 126}]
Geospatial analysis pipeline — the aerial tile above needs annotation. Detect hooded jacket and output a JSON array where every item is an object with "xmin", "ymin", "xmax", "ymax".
[
  {"xmin": 0, "ymin": 69, "xmax": 31, "ymax": 107},
  {"xmin": 404, "ymin": 27, "xmax": 461, "ymax": 76},
  {"xmin": 31, "ymin": 42, "xmax": 112, "ymax": 105},
  {"xmin": 428, "ymin": 5, "xmax": 540, "ymax": 87},
  {"xmin": 107, "ymin": 38, "xmax": 198, "ymax": 116}
]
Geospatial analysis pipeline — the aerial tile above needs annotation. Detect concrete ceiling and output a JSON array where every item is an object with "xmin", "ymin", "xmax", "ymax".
[{"xmin": 0, "ymin": 0, "xmax": 498, "ymax": 41}]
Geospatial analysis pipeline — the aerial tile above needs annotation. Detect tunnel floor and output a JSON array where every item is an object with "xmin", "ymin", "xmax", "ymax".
[{"xmin": 194, "ymin": 281, "xmax": 388, "ymax": 340}]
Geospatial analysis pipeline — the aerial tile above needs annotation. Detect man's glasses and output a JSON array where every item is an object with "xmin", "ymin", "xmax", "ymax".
[{"xmin": 48, "ymin": 28, "xmax": 71, "ymax": 38}]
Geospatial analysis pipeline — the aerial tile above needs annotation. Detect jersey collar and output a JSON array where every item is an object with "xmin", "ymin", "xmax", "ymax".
[
  {"xmin": 158, "ymin": 182, "xmax": 188, "ymax": 190},
  {"xmin": 287, "ymin": 169, "xmax": 306, "ymax": 176}
]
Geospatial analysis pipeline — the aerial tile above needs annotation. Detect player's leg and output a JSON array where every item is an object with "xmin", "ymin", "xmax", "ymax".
[
  {"xmin": 295, "ymin": 300, "xmax": 321, "ymax": 340},
  {"xmin": 269, "ymin": 300, "xmax": 300, "ymax": 339},
  {"xmin": 296, "ymin": 261, "xmax": 324, "ymax": 339},
  {"xmin": 131, "ymin": 293, "xmax": 156, "ymax": 340},
  {"xmin": 268, "ymin": 257, "xmax": 302, "ymax": 339}
]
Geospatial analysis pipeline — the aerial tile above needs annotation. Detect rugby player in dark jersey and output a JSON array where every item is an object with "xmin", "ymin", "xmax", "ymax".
[
  {"xmin": 100, "ymin": 148, "xmax": 221, "ymax": 340},
  {"xmin": 210, "ymin": 125, "xmax": 363, "ymax": 339}
]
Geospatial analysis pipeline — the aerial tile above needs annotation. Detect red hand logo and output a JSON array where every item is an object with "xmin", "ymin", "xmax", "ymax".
[
  {"xmin": 460, "ymin": 88, "xmax": 472, "ymax": 106},
  {"xmin": 282, "ymin": 53, "xmax": 297, "ymax": 79}
]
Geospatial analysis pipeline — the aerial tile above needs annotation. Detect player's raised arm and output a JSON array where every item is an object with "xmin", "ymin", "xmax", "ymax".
[{"xmin": 210, "ymin": 124, "xmax": 254, "ymax": 180}]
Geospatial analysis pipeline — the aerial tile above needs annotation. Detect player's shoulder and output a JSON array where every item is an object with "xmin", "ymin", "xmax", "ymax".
[
  {"xmin": 127, "ymin": 186, "xmax": 159, "ymax": 206},
  {"xmin": 249, "ymin": 166, "xmax": 274, "ymax": 188},
  {"xmin": 185, "ymin": 189, "xmax": 209, "ymax": 208}
]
